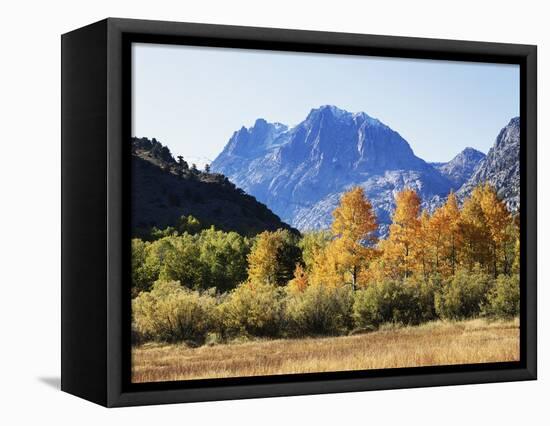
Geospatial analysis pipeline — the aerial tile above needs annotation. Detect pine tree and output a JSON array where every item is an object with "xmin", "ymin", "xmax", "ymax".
[{"xmin": 176, "ymin": 155, "xmax": 189, "ymax": 171}]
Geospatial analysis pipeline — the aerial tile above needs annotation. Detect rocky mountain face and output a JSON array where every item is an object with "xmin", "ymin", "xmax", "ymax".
[
  {"xmin": 131, "ymin": 137, "xmax": 296, "ymax": 238},
  {"xmin": 212, "ymin": 106, "xmax": 460, "ymax": 232},
  {"xmin": 433, "ymin": 147, "xmax": 486, "ymax": 189},
  {"xmin": 457, "ymin": 117, "xmax": 520, "ymax": 211},
  {"xmin": 212, "ymin": 107, "xmax": 520, "ymax": 233}
]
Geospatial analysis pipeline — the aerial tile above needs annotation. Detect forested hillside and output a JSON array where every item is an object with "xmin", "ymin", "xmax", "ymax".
[{"xmin": 131, "ymin": 137, "xmax": 296, "ymax": 238}]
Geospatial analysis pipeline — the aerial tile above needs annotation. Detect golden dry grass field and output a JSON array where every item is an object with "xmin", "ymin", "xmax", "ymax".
[{"xmin": 132, "ymin": 318, "xmax": 519, "ymax": 383}]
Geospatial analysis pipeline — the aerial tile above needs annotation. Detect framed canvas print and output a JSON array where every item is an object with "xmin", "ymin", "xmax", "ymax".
[{"xmin": 61, "ymin": 18, "xmax": 537, "ymax": 407}]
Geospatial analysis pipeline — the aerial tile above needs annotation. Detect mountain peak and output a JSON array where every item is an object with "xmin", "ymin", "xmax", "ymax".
[
  {"xmin": 457, "ymin": 117, "xmax": 520, "ymax": 211},
  {"xmin": 212, "ymin": 118, "xmax": 288, "ymax": 168},
  {"xmin": 317, "ymin": 104, "xmax": 348, "ymax": 113},
  {"xmin": 307, "ymin": 105, "xmax": 349, "ymax": 120},
  {"xmin": 306, "ymin": 105, "xmax": 384, "ymax": 129},
  {"xmin": 212, "ymin": 106, "xmax": 453, "ymax": 231},
  {"xmin": 253, "ymin": 117, "xmax": 269, "ymax": 129},
  {"xmin": 435, "ymin": 147, "xmax": 486, "ymax": 189},
  {"xmin": 461, "ymin": 147, "xmax": 484, "ymax": 155},
  {"xmin": 508, "ymin": 116, "xmax": 520, "ymax": 126},
  {"xmin": 454, "ymin": 147, "xmax": 486, "ymax": 164}
]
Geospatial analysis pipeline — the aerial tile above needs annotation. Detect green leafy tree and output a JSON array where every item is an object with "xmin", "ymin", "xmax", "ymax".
[
  {"xmin": 177, "ymin": 215, "xmax": 202, "ymax": 235},
  {"xmin": 197, "ymin": 227, "xmax": 251, "ymax": 292},
  {"xmin": 131, "ymin": 239, "xmax": 151, "ymax": 296},
  {"xmin": 299, "ymin": 230, "xmax": 332, "ymax": 271},
  {"xmin": 158, "ymin": 234, "xmax": 203, "ymax": 289},
  {"xmin": 131, "ymin": 237, "xmax": 177, "ymax": 294},
  {"xmin": 149, "ymin": 226, "xmax": 178, "ymax": 240}
]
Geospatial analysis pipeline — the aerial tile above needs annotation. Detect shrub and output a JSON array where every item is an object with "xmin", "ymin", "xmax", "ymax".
[
  {"xmin": 353, "ymin": 276, "xmax": 436, "ymax": 329},
  {"xmin": 132, "ymin": 280, "xmax": 217, "ymax": 344},
  {"xmin": 219, "ymin": 280, "xmax": 284, "ymax": 338},
  {"xmin": 412, "ymin": 275, "xmax": 438, "ymax": 323},
  {"xmin": 484, "ymin": 274, "xmax": 520, "ymax": 318},
  {"xmin": 352, "ymin": 285, "xmax": 380, "ymax": 328},
  {"xmin": 285, "ymin": 284, "xmax": 353, "ymax": 336},
  {"xmin": 435, "ymin": 267, "xmax": 492, "ymax": 320}
]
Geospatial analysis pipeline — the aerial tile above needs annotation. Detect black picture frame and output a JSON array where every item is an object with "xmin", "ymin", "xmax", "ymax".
[{"xmin": 61, "ymin": 17, "xmax": 537, "ymax": 407}]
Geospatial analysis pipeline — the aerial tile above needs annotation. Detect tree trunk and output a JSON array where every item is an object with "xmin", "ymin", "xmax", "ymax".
[
  {"xmin": 451, "ymin": 234, "xmax": 456, "ymax": 276},
  {"xmin": 404, "ymin": 244, "xmax": 409, "ymax": 278},
  {"xmin": 493, "ymin": 241, "xmax": 498, "ymax": 279}
]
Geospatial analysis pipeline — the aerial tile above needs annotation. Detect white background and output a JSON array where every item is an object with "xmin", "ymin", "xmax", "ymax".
[{"xmin": 0, "ymin": 0, "xmax": 546, "ymax": 424}]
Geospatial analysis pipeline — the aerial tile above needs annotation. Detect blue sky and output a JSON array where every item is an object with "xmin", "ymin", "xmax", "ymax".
[{"xmin": 132, "ymin": 43, "xmax": 519, "ymax": 164}]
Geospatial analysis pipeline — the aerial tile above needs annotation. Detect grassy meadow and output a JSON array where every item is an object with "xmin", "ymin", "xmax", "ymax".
[{"xmin": 132, "ymin": 318, "xmax": 519, "ymax": 383}]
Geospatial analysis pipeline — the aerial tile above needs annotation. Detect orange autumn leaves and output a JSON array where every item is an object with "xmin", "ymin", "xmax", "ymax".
[
  {"xmin": 293, "ymin": 184, "xmax": 518, "ymax": 292},
  {"xmin": 308, "ymin": 187, "xmax": 378, "ymax": 291}
]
